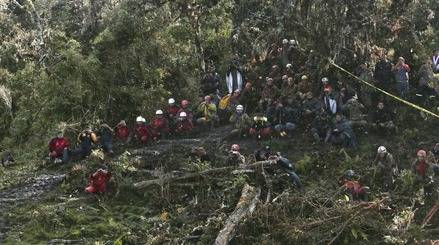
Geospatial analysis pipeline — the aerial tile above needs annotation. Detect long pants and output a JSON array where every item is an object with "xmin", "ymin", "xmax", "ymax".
[
  {"xmin": 396, "ymin": 80, "xmax": 409, "ymax": 98},
  {"xmin": 274, "ymin": 123, "xmax": 296, "ymax": 132}
]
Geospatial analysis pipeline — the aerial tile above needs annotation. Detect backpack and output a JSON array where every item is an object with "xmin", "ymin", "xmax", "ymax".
[{"xmin": 219, "ymin": 94, "xmax": 231, "ymax": 110}]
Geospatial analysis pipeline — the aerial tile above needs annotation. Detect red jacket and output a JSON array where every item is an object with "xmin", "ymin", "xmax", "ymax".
[
  {"xmin": 152, "ymin": 117, "xmax": 169, "ymax": 130},
  {"xmin": 115, "ymin": 125, "xmax": 130, "ymax": 140},
  {"xmin": 176, "ymin": 119, "xmax": 194, "ymax": 133},
  {"xmin": 85, "ymin": 169, "xmax": 112, "ymax": 193},
  {"xmin": 177, "ymin": 108, "xmax": 193, "ymax": 121},
  {"xmin": 414, "ymin": 160, "xmax": 427, "ymax": 177},
  {"xmin": 167, "ymin": 105, "xmax": 180, "ymax": 118},
  {"xmin": 135, "ymin": 124, "xmax": 151, "ymax": 143},
  {"xmin": 342, "ymin": 180, "xmax": 366, "ymax": 195},
  {"xmin": 49, "ymin": 137, "xmax": 70, "ymax": 157}
]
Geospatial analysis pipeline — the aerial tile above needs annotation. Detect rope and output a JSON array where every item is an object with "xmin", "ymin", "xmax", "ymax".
[{"xmin": 328, "ymin": 59, "xmax": 439, "ymax": 119}]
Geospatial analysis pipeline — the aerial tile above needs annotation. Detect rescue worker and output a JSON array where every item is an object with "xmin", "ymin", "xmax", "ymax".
[
  {"xmin": 310, "ymin": 109, "xmax": 331, "ymax": 143},
  {"xmin": 339, "ymin": 170, "xmax": 368, "ymax": 201},
  {"xmin": 48, "ymin": 131, "xmax": 70, "ymax": 163},
  {"xmin": 134, "ymin": 116, "xmax": 151, "ymax": 144},
  {"xmin": 229, "ymin": 105, "xmax": 252, "ymax": 138},
  {"xmin": 322, "ymin": 87, "xmax": 338, "ymax": 116},
  {"xmin": 374, "ymin": 51, "xmax": 393, "ymax": 91},
  {"xmin": 227, "ymin": 144, "xmax": 246, "ymax": 165},
  {"xmin": 272, "ymin": 102, "xmax": 297, "ymax": 137},
  {"xmin": 190, "ymin": 146, "xmax": 210, "ymax": 162},
  {"xmin": 342, "ymin": 94, "xmax": 367, "ymax": 127},
  {"xmin": 166, "ymin": 98, "xmax": 180, "ymax": 120},
  {"xmin": 259, "ymin": 78, "xmax": 279, "ymax": 112},
  {"xmin": 98, "ymin": 124, "xmax": 114, "ymax": 157},
  {"xmin": 281, "ymin": 77, "xmax": 298, "ymax": 101},
  {"xmin": 74, "ymin": 126, "xmax": 98, "ymax": 160},
  {"xmin": 268, "ymin": 152, "xmax": 303, "ymax": 189},
  {"xmin": 114, "ymin": 120, "xmax": 130, "ymax": 143},
  {"xmin": 392, "ymin": 57, "xmax": 411, "ymax": 98},
  {"xmin": 151, "ymin": 110, "xmax": 170, "ymax": 140},
  {"xmin": 175, "ymin": 111, "xmax": 194, "ymax": 136},
  {"xmin": 412, "ymin": 150, "xmax": 431, "ymax": 182},
  {"xmin": 373, "ymin": 146, "xmax": 397, "ymax": 189},
  {"xmin": 326, "ymin": 113, "xmax": 356, "ymax": 148},
  {"xmin": 196, "ymin": 95, "xmax": 218, "ymax": 127},
  {"xmin": 85, "ymin": 167, "xmax": 112, "ymax": 193},
  {"xmin": 297, "ymin": 75, "xmax": 312, "ymax": 101},
  {"xmin": 302, "ymin": 92, "xmax": 322, "ymax": 119},
  {"xmin": 249, "ymin": 114, "xmax": 271, "ymax": 140},
  {"xmin": 254, "ymin": 145, "xmax": 272, "ymax": 161},
  {"xmin": 240, "ymin": 82, "xmax": 259, "ymax": 114},
  {"xmin": 178, "ymin": 100, "xmax": 194, "ymax": 122}
]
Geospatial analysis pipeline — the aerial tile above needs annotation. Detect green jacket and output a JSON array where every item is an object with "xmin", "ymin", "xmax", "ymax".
[
  {"xmin": 197, "ymin": 102, "xmax": 217, "ymax": 120},
  {"xmin": 229, "ymin": 113, "xmax": 252, "ymax": 130}
]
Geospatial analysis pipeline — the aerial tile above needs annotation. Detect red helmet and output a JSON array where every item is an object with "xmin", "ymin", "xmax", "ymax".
[
  {"xmin": 181, "ymin": 100, "xmax": 189, "ymax": 107},
  {"xmin": 417, "ymin": 150, "xmax": 427, "ymax": 157},
  {"xmin": 231, "ymin": 144, "xmax": 240, "ymax": 152}
]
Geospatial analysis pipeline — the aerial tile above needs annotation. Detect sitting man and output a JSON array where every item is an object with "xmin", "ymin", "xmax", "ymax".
[
  {"xmin": 249, "ymin": 114, "xmax": 271, "ymax": 140},
  {"xmin": 229, "ymin": 105, "xmax": 252, "ymax": 138},
  {"xmin": 178, "ymin": 100, "xmax": 194, "ymax": 122},
  {"xmin": 259, "ymin": 78, "xmax": 279, "ymax": 112},
  {"xmin": 371, "ymin": 102, "xmax": 395, "ymax": 134},
  {"xmin": 98, "ymin": 124, "xmax": 114, "ymax": 157},
  {"xmin": 227, "ymin": 144, "xmax": 246, "ymax": 165},
  {"xmin": 48, "ymin": 131, "xmax": 70, "ymax": 163},
  {"xmin": 85, "ymin": 167, "xmax": 112, "ymax": 194},
  {"xmin": 272, "ymin": 102, "xmax": 297, "ymax": 138},
  {"xmin": 167, "ymin": 98, "xmax": 180, "ymax": 119},
  {"xmin": 134, "ymin": 116, "xmax": 152, "ymax": 144},
  {"xmin": 268, "ymin": 152, "xmax": 303, "ymax": 189},
  {"xmin": 338, "ymin": 170, "xmax": 368, "ymax": 201},
  {"xmin": 74, "ymin": 126, "xmax": 98, "ymax": 160},
  {"xmin": 310, "ymin": 109, "xmax": 331, "ymax": 143},
  {"xmin": 412, "ymin": 150, "xmax": 432, "ymax": 182},
  {"xmin": 175, "ymin": 111, "xmax": 194, "ymax": 136},
  {"xmin": 342, "ymin": 94, "xmax": 367, "ymax": 128},
  {"xmin": 196, "ymin": 95, "xmax": 218, "ymax": 128},
  {"xmin": 325, "ymin": 113, "xmax": 356, "ymax": 148},
  {"xmin": 114, "ymin": 120, "xmax": 130, "ymax": 143},
  {"xmin": 151, "ymin": 110, "xmax": 170, "ymax": 140}
]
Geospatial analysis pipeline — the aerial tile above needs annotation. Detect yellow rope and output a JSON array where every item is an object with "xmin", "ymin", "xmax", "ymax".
[{"xmin": 328, "ymin": 60, "xmax": 439, "ymax": 119}]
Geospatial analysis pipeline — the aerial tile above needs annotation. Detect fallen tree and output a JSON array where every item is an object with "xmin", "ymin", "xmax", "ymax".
[{"xmin": 214, "ymin": 183, "xmax": 261, "ymax": 245}]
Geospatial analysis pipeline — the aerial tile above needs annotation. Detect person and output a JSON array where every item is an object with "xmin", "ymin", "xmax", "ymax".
[
  {"xmin": 151, "ymin": 110, "xmax": 170, "ymax": 140},
  {"xmin": 240, "ymin": 82, "xmax": 259, "ymax": 114},
  {"xmin": 392, "ymin": 57, "xmax": 411, "ymax": 97},
  {"xmin": 134, "ymin": 116, "xmax": 151, "ymax": 144},
  {"xmin": 371, "ymin": 102, "xmax": 395, "ymax": 134},
  {"xmin": 357, "ymin": 63, "xmax": 375, "ymax": 109},
  {"xmin": 417, "ymin": 58, "xmax": 437, "ymax": 97},
  {"xmin": 429, "ymin": 143, "xmax": 439, "ymax": 163},
  {"xmin": 373, "ymin": 146, "xmax": 397, "ymax": 189},
  {"xmin": 227, "ymin": 144, "xmax": 246, "ymax": 165},
  {"xmin": 374, "ymin": 52, "xmax": 393, "ymax": 91},
  {"xmin": 268, "ymin": 152, "xmax": 302, "ymax": 189},
  {"xmin": 310, "ymin": 109, "xmax": 331, "ymax": 143},
  {"xmin": 254, "ymin": 145, "xmax": 272, "ymax": 161},
  {"xmin": 338, "ymin": 170, "xmax": 368, "ymax": 201},
  {"xmin": 190, "ymin": 146, "xmax": 210, "ymax": 162},
  {"xmin": 297, "ymin": 75, "xmax": 312, "ymax": 101},
  {"xmin": 201, "ymin": 69, "xmax": 220, "ymax": 97},
  {"xmin": 281, "ymin": 77, "xmax": 298, "ymax": 101},
  {"xmin": 1, "ymin": 151, "xmax": 14, "ymax": 167},
  {"xmin": 342, "ymin": 95, "xmax": 367, "ymax": 127},
  {"xmin": 322, "ymin": 87, "xmax": 338, "ymax": 116},
  {"xmin": 196, "ymin": 95, "xmax": 218, "ymax": 127},
  {"xmin": 226, "ymin": 59, "xmax": 243, "ymax": 94},
  {"xmin": 48, "ymin": 131, "xmax": 70, "ymax": 163},
  {"xmin": 326, "ymin": 113, "xmax": 356, "ymax": 148},
  {"xmin": 175, "ymin": 111, "xmax": 194, "ymax": 136},
  {"xmin": 320, "ymin": 77, "xmax": 332, "ymax": 95},
  {"xmin": 259, "ymin": 78, "xmax": 279, "ymax": 112},
  {"xmin": 229, "ymin": 105, "xmax": 252, "ymax": 138},
  {"xmin": 412, "ymin": 150, "xmax": 431, "ymax": 182},
  {"xmin": 302, "ymin": 92, "xmax": 322, "ymax": 125},
  {"xmin": 178, "ymin": 100, "xmax": 194, "ymax": 122},
  {"xmin": 432, "ymin": 49, "xmax": 439, "ymax": 73},
  {"xmin": 85, "ymin": 168, "xmax": 112, "ymax": 193},
  {"xmin": 75, "ymin": 126, "xmax": 98, "ymax": 160},
  {"xmin": 249, "ymin": 114, "xmax": 271, "ymax": 140},
  {"xmin": 114, "ymin": 120, "xmax": 130, "ymax": 143},
  {"xmin": 98, "ymin": 124, "xmax": 114, "ymax": 157},
  {"xmin": 166, "ymin": 98, "xmax": 180, "ymax": 120},
  {"xmin": 272, "ymin": 102, "xmax": 297, "ymax": 137}
]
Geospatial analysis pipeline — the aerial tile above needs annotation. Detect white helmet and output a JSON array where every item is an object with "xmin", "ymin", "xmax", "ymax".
[
  {"xmin": 290, "ymin": 39, "xmax": 297, "ymax": 45},
  {"xmin": 236, "ymin": 105, "xmax": 244, "ymax": 111},
  {"xmin": 282, "ymin": 39, "xmax": 289, "ymax": 45},
  {"xmin": 168, "ymin": 98, "xmax": 175, "ymax": 104},
  {"xmin": 156, "ymin": 110, "xmax": 163, "ymax": 115},
  {"xmin": 136, "ymin": 116, "xmax": 145, "ymax": 123},
  {"xmin": 377, "ymin": 146, "xmax": 387, "ymax": 154},
  {"xmin": 179, "ymin": 111, "xmax": 187, "ymax": 117},
  {"xmin": 321, "ymin": 77, "xmax": 329, "ymax": 83}
]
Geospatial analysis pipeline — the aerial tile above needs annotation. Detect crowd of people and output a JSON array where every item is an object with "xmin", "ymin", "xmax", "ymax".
[{"xmin": 47, "ymin": 41, "xmax": 439, "ymax": 199}]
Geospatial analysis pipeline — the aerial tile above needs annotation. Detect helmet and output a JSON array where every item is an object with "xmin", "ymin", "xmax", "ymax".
[
  {"xmin": 322, "ymin": 77, "xmax": 329, "ymax": 83},
  {"xmin": 181, "ymin": 100, "xmax": 189, "ymax": 107},
  {"xmin": 231, "ymin": 144, "xmax": 240, "ymax": 152},
  {"xmin": 282, "ymin": 39, "xmax": 288, "ymax": 45},
  {"xmin": 136, "ymin": 116, "xmax": 145, "ymax": 123},
  {"xmin": 156, "ymin": 110, "xmax": 163, "ymax": 115},
  {"xmin": 377, "ymin": 146, "xmax": 387, "ymax": 154},
  {"xmin": 168, "ymin": 98, "xmax": 175, "ymax": 104},
  {"xmin": 417, "ymin": 150, "xmax": 427, "ymax": 157},
  {"xmin": 236, "ymin": 105, "xmax": 244, "ymax": 111},
  {"xmin": 286, "ymin": 63, "xmax": 292, "ymax": 69},
  {"xmin": 204, "ymin": 95, "xmax": 211, "ymax": 101},
  {"xmin": 179, "ymin": 111, "xmax": 187, "ymax": 117},
  {"xmin": 301, "ymin": 75, "xmax": 308, "ymax": 80},
  {"xmin": 290, "ymin": 39, "xmax": 297, "ymax": 45},
  {"xmin": 345, "ymin": 170, "xmax": 355, "ymax": 179}
]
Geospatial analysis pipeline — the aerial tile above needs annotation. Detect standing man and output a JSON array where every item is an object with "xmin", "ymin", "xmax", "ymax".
[{"xmin": 392, "ymin": 57, "xmax": 411, "ymax": 98}]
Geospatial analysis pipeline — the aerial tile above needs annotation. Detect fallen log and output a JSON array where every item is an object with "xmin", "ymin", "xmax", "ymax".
[
  {"xmin": 134, "ymin": 160, "xmax": 276, "ymax": 189},
  {"xmin": 214, "ymin": 183, "xmax": 261, "ymax": 245}
]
